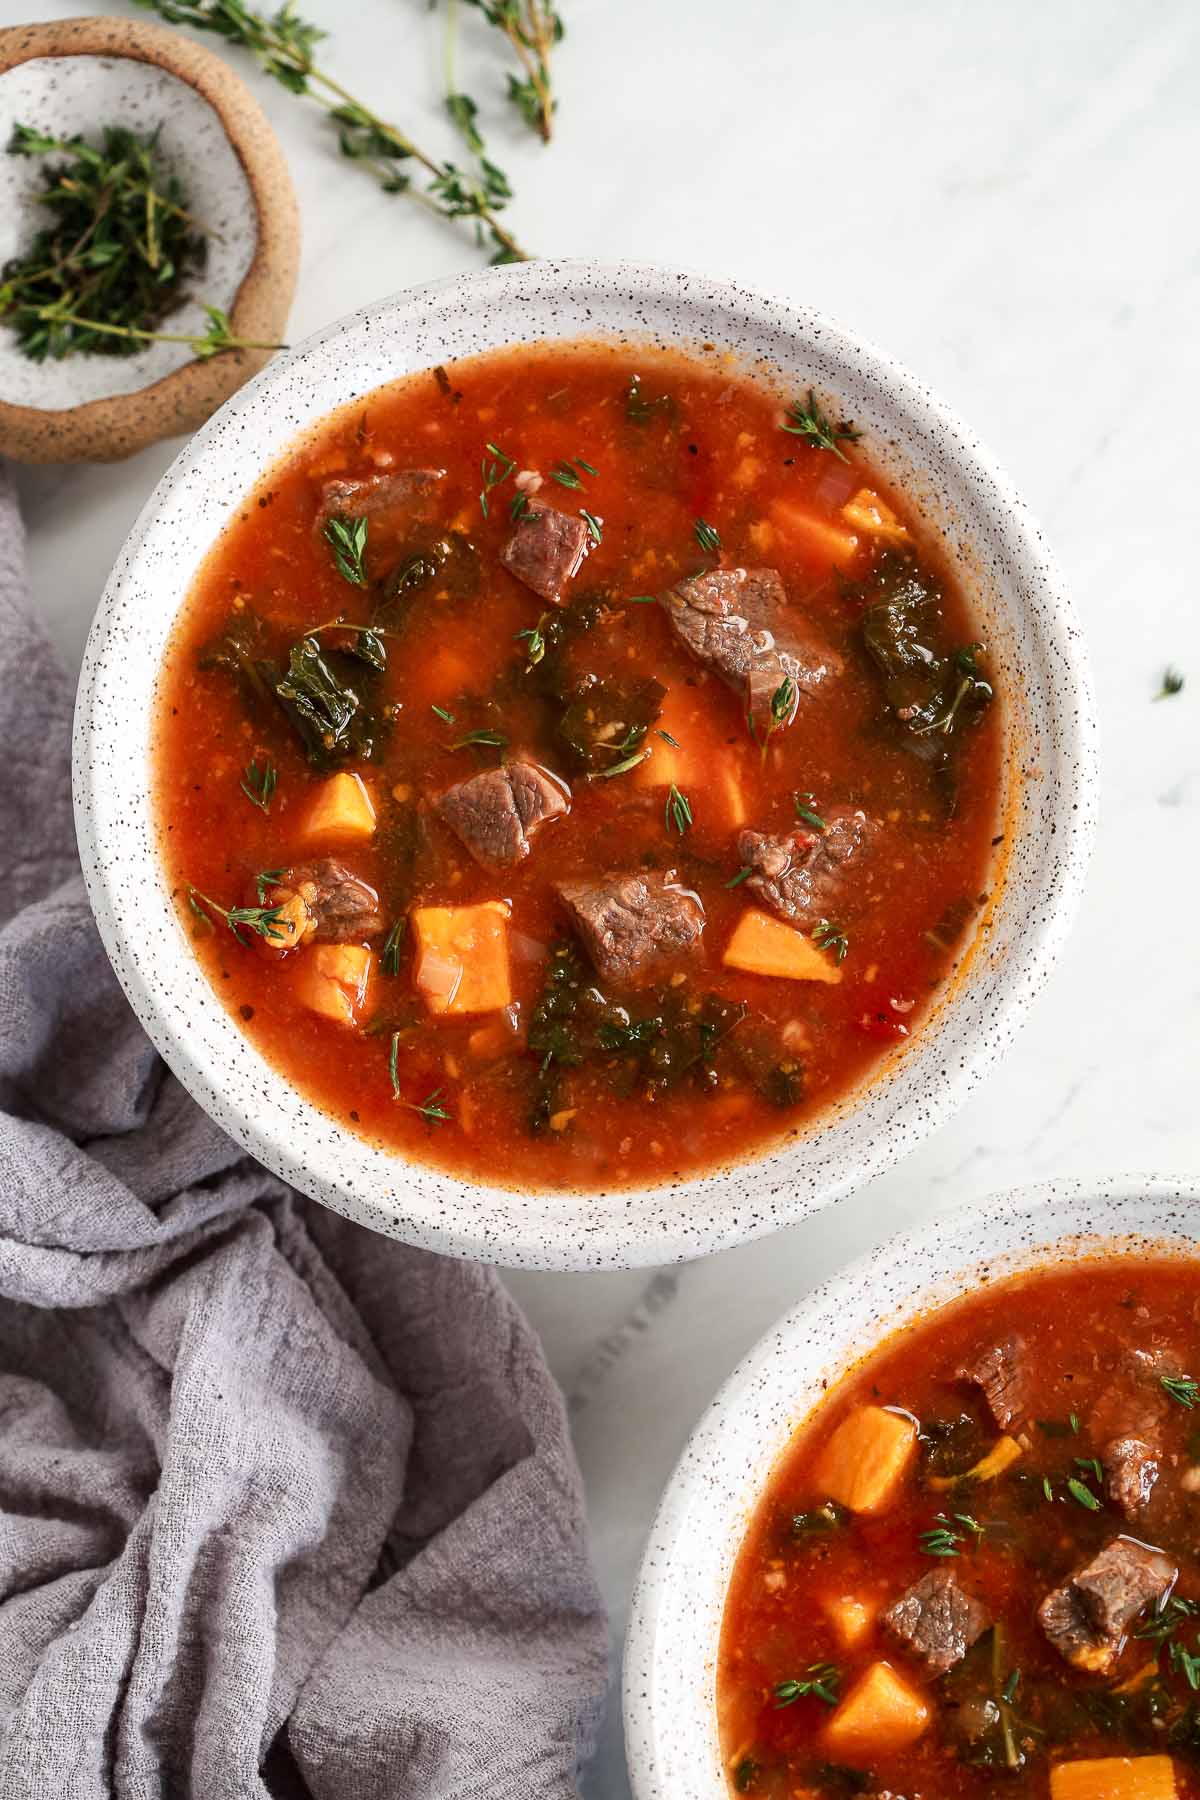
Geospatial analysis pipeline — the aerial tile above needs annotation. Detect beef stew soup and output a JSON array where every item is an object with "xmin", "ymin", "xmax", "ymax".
[
  {"xmin": 154, "ymin": 341, "xmax": 1005, "ymax": 1191},
  {"xmin": 718, "ymin": 1260, "xmax": 1200, "ymax": 1800}
]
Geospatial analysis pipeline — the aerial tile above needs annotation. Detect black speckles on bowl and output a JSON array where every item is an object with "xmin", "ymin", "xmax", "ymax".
[{"xmin": 72, "ymin": 260, "xmax": 1098, "ymax": 1269}]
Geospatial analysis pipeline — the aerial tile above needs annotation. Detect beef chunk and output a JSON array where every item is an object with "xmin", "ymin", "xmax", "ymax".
[
  {"xmin": 736, "ymin": 807, "xmax": 877, "ymax": 928},
  {"xmin": 659, "ymin": 568, "xmax": 842, "ymax": 720},
  {"xmin": 556, "ymin": 872, "xmax": 704, "ymax": 985},
  {"xmin": 317, "ymin": 468, "xmax": 445, "ymax": 529},
  {"xmin": 436, "ymin": 762, "xmax": 568, "ymax": 868},
  {"xmin": 1038, "ymin": 1539, "xmax": 1176, "ymax": 1673},
  {"xmin": 1104, "ymin": 1437, "xmax": 1159, "ymax": 1519},
  {"xmin": 266, "ymin": 860, "xmax": 383, "ymax": 945},
  {"xmin": 501, "ymin": 504, "xmax": 591, "ymax": 602},
  {"xmin": 954, "ymin": 1336, "xmax": 1026, "ymax": 1430},
  {"xmin": 883, "ymin": 1567, "xmax": 989, "ymax": 1676}
]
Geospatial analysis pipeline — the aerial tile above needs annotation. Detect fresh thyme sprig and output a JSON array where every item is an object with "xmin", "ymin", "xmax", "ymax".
[
  {"xmin": 1162, "ymin": 1373, "xmax": 1200, "ymax": 1409},
  {"xmin": 773, "ymin": 1664, "xmax": 841, "ymax": 1708},
  {"xmin": 1155, "ymin": 667, "xmax": 1185, "ymax": 701},
  {"xmin": 781, "ymin": 388, "xmax": 862, "ymax": 462},
  {"xmin": 693, "ymin": 518, "xmax": 720, "ymax": 556},
  {"xmin": 580, "ymin": 508, "xmax": 603, "ymax": 546},
  {"xmin": 665, "ymin": 782, "xmax": 692, "ymax": 834},
  {"xmin": 380, "ymin": 919, "xmax": 405, "ymax": 975},
  {"xmin": 480, "ymin": 441, "xmax": 515, "ymax": 516},
  {"xmin": 812, "ymin": 919, "xmax": 849, "ymax": 965},
  {"xmin": 452, "ymin": 728, "xmax": 508, "ymax": 749},
  {"xmin": 406, "ymin": 1085, "xmax": 452, "ymax": 1123},
  {"xmin": 239, "ymin": 758, "xmax": 277, "ymax": 813},
  {"xmin": 463, "ymin": 0, "xmax": 563, "ymax": 142},
  {"xmin": 0, "ymin": 125, "xmax": 283, "ymax": 362},
  {"xmin": 186, "ymin": 885, "xmax": 291, "ymax": 946},
  {"xmin": 134, "ymin": 0, "xmax": 530, "ymax": 263},
  {"xmin": 794, "ymin": 792, "xmax": 828, "ymax": 832},
  {"xmin": 323, "ymin": 514, "xmax": 368, "ymax": 587}
]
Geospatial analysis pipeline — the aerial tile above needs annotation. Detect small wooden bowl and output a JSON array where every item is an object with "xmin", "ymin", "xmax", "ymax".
[{"xmin": 0, "ymin": 15, "xmax": 300, "ymax": 463}]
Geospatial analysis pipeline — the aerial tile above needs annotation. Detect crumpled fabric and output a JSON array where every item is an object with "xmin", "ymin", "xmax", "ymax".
[{"xmin": 0, "ymin": 463, "xmax": 607, "ymax": 1800}]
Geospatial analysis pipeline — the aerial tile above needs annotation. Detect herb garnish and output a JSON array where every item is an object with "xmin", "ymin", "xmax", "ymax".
[
  {"xmin": 1155, "ymin": 667, "xmax": 1185, "ymax": 700},
  {"xmin": 626, "ymin": 372, "xmax": 671, "ymax": 422},
  {"xmin": 135, "ymin": 0, "xmax": 530, "ymax": 263},
  {"xmin": 812, "ymin": 920, "xmax": 850, "ymax": 965},
  {"xmin": 665, "ymin": 782, "xmax": 693, "ymax": 834},
  {"xmin": 588, "ymin": 747, "xmax": 651, "ymax": 780},
  {"xmin": 509, "ymin": 490, "xmax": 530, "ymax": 523},
  {"xmin": 919, "ymin": 1512, "xmax": 984, "ymax": 1557},
  {"xmin": 239, "ymin": 758, "xmax": 276, "ymax": 814},
  {"xmin": 463, "ymin": 0, "xmax": 564, "ymax": 142},
  {"xmin": 479, "ymin": 441, "xmax": 516, "ymax": 517},
  {"xmin": 627, "ymin": 594, "xmax": 657, "ymax": 604},
  {"xmin": 431, "ymin": 704, "xmax": 456, "ymax": 724},
  {"xmin": 1138, "ymin": 1595, "xmax": 1197, "ymax": 1643},
  {"xmin": 791, "ymin": 1501, "xmax": 846, "ymax": 1536},
  {"xmin": 516, "ymin": 624, "xmax": 545, "ymax": 666},
  {"xmin": 781, "ymin": 389, "xmax": 862, "ymax": 462},
  {"xmin": 1162, "ymin": 1374, "xmax": 1200, "ymax": 1409},
  {"xmin": 187, "ymin": 885, "xmax": 290, "ymax": 946},
  {"xmin": 405, "ymin": 1086, "xmax": 452, "ymax": 1124},
  {"xmin": 549, "ymin": 456, "xmax": 594, "ymax": 489},
  {"xmin": 773, "ymin": 1664, "xmax": 841, "ymax": 1707},
  {"xmin": 657, "ymin": 729, "xmax": 680, "ymax": 747},
  {"xmin": 1171, "ymin": 1641, "xmax": 1200, "ymax": 1691},
  {"xmin": 322, "ymin": 514, "xmax": 368, "ymax": 587},
  {"xmin": 452, "ymin": 728, "xmax": 508, "ymax": 749},
  {"xmin": 771, "ymin": 676, "xmax": 797, "ymax": 729},
  {"xmin": 725, "ymin": 866, "xmax": 753, "ymax": 889},
  {"xmin": 380, "ymin": 919, "xmax": 405, "ymax": 975},
  {"xmin": 254, "ymin": 868, "xmax": 284, "ymax": 904},
  {"xmin": 732, "ymin": 1759, "xmax": 760, "ymax": 1794},
  {"xmin": 0, "ymin": 123, "xmax": 282, "ymax": 362},
  {"xmin": 912, "ymin": 643, "xmax": 993, "ymax": 736},
  {"xmin": 794, "ymin": 793, "xmax": 828, "ymax": 832},
  {"xmin": 693, "ymin": 517, "xmax": 721, "ymax": 555},
  {"xmin": 388, "ymin": 1030, "xmax": 402, "ymax": 1098},
  {"xmin": 1066, "ymin": 1475, "xmax": 1101, "ymax": 1511},
  {"xmin": 580, "ymin": 508, "xmax": 603, "ymax": 546},
  {"xmin": 1074, "ymin": 1456, "xmax": 1105, "ymax": 1485}
]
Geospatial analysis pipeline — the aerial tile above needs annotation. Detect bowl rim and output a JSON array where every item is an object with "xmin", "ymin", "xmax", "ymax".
[
  {"xmin": 72, "ymin": 257, "xmax": 1099, "ymax": 1270},
  {"xmin": 621, "ymin": 1171, "xmax": 1200, "ymax": 1800}
]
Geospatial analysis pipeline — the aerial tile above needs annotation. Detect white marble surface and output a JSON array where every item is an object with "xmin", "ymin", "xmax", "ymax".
[{"xmin": 9, "ymin": 0, "xmax": 1200, "ymax": 1791}]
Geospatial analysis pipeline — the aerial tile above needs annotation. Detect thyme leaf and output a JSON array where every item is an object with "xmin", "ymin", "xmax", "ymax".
[
  {"xmin": 322, "ymin": 513, "xmax": 368, "ymax": 587},
  {"xmin": 239, "ymin": 758, "xmax": 276, "ymax": 814},
  {"xmin": 781, "ymin": 388, "xmax": 862, "ymax": 462}
]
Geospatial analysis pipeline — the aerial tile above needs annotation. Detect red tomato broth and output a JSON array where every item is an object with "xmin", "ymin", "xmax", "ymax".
[
  {"xmin": 153, "ymin": 340, "xmax": 1005, "ymax": 1191},
  {"xmin": 717, "ymin": 1258, "xmax": 1200, "ymax": 1800}
]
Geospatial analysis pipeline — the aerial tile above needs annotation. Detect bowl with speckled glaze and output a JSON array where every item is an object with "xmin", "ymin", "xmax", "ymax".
[
  {"xmin": 623, "ymin": 1174, "xmax": 1200, "ymax": 1800},
  {"xmin": 73, "ymin": 259, "xmax": 1097, "ymax": 1270}
]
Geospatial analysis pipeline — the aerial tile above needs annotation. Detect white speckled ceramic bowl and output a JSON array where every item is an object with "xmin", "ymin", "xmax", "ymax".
[
  {"xmin": 73, "ymin": 260, "xmax": 1097, "ymax": 1270},
  {"xmin": 623, "ymin": 1174, "xmax": 1200, "ymax": 1800}
]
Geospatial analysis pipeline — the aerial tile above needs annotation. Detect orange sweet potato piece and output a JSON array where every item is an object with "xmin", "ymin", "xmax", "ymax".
[
  {"xmin": 1050, "ymin": 1758, "xmax": 1177, "ymax": 1800},
  {"xmin": 841, "ymin": 486, "xmax": 910, "ymax": 543},
  {"xmin": 411, "ymin": 901, "xmax": 511, "ymax": 1015},
  {"xmin": 822, "ymin": 1593, "xmax": 876, "ymax": 1651},
  {"xmin": 295, "ymin": 944, "xmax": 374, "ymax": 1026},
  {"xmin": 304, "ymin": 772, "xmax": 376, "ymax": 842},
  {"xmin": 822, "ymin": 1661, "xmax": 929, "ymax": 1761},
  {"xmin": 813, "ymin": 1405, "xmax": 917, "ymax": 1513},
  {"xmin": 723, "ymin": 909, "xmax": 842, "ymax": 985}
]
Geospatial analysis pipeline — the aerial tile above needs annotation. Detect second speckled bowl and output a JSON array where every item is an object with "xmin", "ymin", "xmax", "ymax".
[
  {"xmin": 623, "ymin": 1174, "xmax": 1200, "ymax": 1800},
  {"xmin": 73, "ymin": 260, "xmax": 1097, "ymax": 1269}
]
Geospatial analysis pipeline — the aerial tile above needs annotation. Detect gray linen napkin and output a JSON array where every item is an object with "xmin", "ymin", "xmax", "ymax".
[{"xmin": 0, "ymin": 465, "xmax": 607, "ymax": 1799}]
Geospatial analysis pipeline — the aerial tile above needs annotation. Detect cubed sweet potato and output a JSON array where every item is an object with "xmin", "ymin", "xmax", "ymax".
[
  {"xmin": 295, "ymin": 943, "xmax": 374, "ymax": 1026},
  {"xmin": 304, "ymin": 772, "xmax": 376, "ymax": 842},
  {"xmin": 813, "ymin": 1405, "xmax": 917, "ymax": 1514},
  {"xmin": 1050, "ymin": 1757, "xmax": 1177, "ymax": 1800},
  {"xmin": 841, "ymin": 487, "xmax": 910, "ymax": 543},
  {"xmin": 635, "ymin": 690, "xmax": 748, "ymax": 829},
  {"xmin": 822, "ymin": 1593, "xmax": 875, "ymax": 1650},
  {"xmin": 822, "ymin": 1661, "xmax": 929, "ymax": 1762},
  {"xmin": 723, "ymin": 909, "xmax": 843, "ymax": 985},
  {"xmin": 411, "ymin": 901, "xmax": 511, "ymax": 1015}
]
